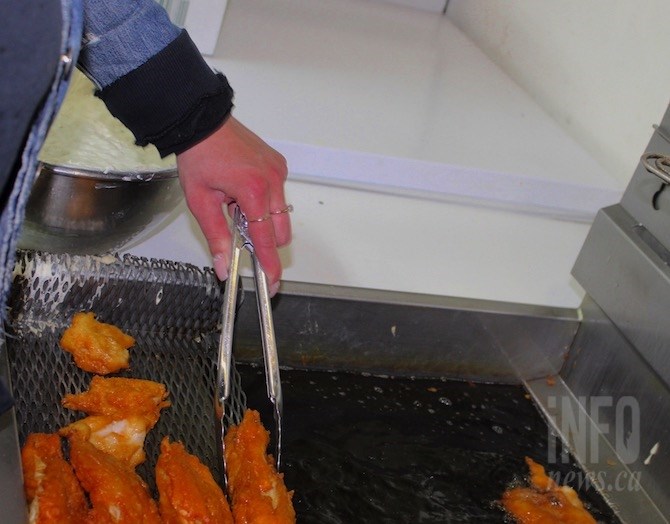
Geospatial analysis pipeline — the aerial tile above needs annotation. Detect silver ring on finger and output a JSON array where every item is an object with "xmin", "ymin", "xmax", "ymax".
[
  {"xmin": 270, "ymin": 204, "xmax": 294, "ymax": 215},
  {"xmin": 246, "ymin": 213, "xmax": 271, "ymax": 223}
]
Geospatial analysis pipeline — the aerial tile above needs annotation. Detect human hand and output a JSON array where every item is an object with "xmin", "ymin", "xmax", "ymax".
[{"xmin": 176, "ymin": 116, "xmax": 291, "ymax": 296}]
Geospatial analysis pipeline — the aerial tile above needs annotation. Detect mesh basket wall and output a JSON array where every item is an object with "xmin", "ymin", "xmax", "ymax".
[{"xmin": 5, "ymin": 250, "xmax": 246, "ymax": 491}]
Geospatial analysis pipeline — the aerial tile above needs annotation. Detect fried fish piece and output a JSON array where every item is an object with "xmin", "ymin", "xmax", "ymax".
[
  {"xmin": 69, "ymin": 437, "xmax": 162, "ymax": 524},
  {"xmin": 156, "ymin": 437, "xmax": 233, "ymax": 524},
  {"xmin": 21, "ymin": 433, "xmax": 88, "ymax": 524},
  {"xmin": 501, "ymin": 457, "xmax": 596, "ymax": 524},
  {"xmin": 61, "ymin": 377, "xmax": 170, "ymax": 468},
  {"xmin": 62, "ymin": 376, "xmax": 170, "ymax": 429},
  {"xmin": 59, "ymin": 312, "xmax": 135, "ymax": 374},
  {"xmin": 60, "ymin": 415, "xmax": 150, "ymax": 468},
  {"xmin": 224, "ymin": 409, "xmax": 295, "ymax": 524}
]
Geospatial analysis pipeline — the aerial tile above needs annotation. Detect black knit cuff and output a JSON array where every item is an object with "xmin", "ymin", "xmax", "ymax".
[{"xmin": 97, "ymin": 30, "xmax": 234, "ymax": 157}]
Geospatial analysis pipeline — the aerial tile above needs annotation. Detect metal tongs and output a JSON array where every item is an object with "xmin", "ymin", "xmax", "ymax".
[{"xmin": 215, "ymin": 207, "xmax": 283, "ymax": 478}]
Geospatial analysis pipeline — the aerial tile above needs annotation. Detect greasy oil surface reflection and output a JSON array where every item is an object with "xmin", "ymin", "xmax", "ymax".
[{"xmin": 239, "ymin": 364, "xmax": 621, "ymax": 524}]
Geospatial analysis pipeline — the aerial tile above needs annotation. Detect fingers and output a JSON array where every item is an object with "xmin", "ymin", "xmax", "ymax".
[
  {"xmin": 183, "ymin": 187, "xmax": 232, "ymax": 281},
  {"xmin": 176, "ymin": 116, "xmax": 292, "ymax": 295},
  {"xmin": 270, "ymin": 208, "xmax": 292, "ymax": 248},
  {"xmin": 247, "ymin": 220, "xmax": 283, "ymax": 296},
  {"xmin": 233, "ymin": 180, "xmax": 289, "ymax": 296}
]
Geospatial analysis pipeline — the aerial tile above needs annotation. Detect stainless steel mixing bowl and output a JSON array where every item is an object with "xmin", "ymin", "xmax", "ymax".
[{"xmin": 18, "ymin": 162, "xmax": 183, "ymax": 255}]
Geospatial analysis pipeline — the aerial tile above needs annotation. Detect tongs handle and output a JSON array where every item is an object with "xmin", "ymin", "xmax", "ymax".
[
  {"xmin": 215, "ymin": 219, "xmax": 242, "ymax": 487},
  {"xmin": 251, "ymin": 251, "xmax": 283, "ymax": 467},
  {"xmin": 217, "ymin": 226, "xmax": 242, "ymax": 405},
  {"xmin": 216, "ymin": 206, "xmax": 283, "ymax": 469}
]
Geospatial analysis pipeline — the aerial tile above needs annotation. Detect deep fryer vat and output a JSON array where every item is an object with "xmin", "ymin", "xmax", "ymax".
[
  {"xmin": 3, "ymin": 250, "xmax": 622, "ymax": 522},
  {"xmin": 240, "ymin": 364, "xmax": 620, "ymax": 523}
]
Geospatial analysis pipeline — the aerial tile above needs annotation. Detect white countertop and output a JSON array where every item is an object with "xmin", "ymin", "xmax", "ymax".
[{"xmin": 125, "ymin": 0, "xmax": 626, "ymax": 309}]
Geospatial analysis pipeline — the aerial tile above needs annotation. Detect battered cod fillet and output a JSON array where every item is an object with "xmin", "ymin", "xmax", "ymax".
[
  {"xmin": 62, "ymin": 376, "xmax": 171, "ymax": 428},
  {"xmin": 69, "ymin": 437, "xmax": 162, "ymax": 524},
  {"xmin": 61, "ymin": 377, "xmax": 170, "ymax": 468},
  {"xmin": 502, "ymin": 457, "xmax": 596, "ymax": 524},
  {"xmin": 224, "ymin": 409, "xmax": 296, "ymax": 524},
  {"xmin": 21, "ymin": 433, "xmax": 88, "ymax": 524},
  {"xmin": 156, "ymin": 437, "xmax": 233, "ymax": 524},
  {"xmin": 60, "ymin": 415, "xmax": 150, "ymax": 468},
  {"xmin": 60, "ymin": 312, "xmax": 135, "ymax": 374}
]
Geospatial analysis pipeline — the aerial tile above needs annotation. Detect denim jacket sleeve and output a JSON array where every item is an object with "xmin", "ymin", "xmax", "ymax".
[
  {"xmin": 78, "ymin": 0, "xmax": 234, "ymax": 157},
  {"xmin": 78, "ymin": 0, "xmax": 180, "ymax": 89}
]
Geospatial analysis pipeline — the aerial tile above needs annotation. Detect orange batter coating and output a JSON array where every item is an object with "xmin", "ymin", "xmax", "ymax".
[
  {"xmin": 224, "ymin": 409, "xmax": 295, "ymax": 524},
  {"xmin": 502, "ymin": 457, "xmax": 596, "ymax": 524},
  {"xmin": 21, "ymin": 433, "xmax": 88, "ymax": 524},
  {"xmin": 69, "ymin": 437, "xmax": 162, "ymax": 524},
  {"xmin": 62, "ymin": 376, "xmax": 170, "ymax": 429},
  {"xmin": 59, "ymin": 312, "xmax": 135, "ymax": 374},
  {"xmin": 61, "ymin": 376, "xmax": 170, "ymax": 468},
  {"xmin": 60, "ymin": 415, "xmax": 151, "ymax": 468},
  {"xmin": 156, "ymin": 437, "xmax": 233, "ymax": 524}
]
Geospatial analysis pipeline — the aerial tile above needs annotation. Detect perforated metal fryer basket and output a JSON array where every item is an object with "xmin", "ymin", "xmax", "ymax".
[{"xmin": 5, "ymin": 249, "xmax": 247, "ymax": 492}]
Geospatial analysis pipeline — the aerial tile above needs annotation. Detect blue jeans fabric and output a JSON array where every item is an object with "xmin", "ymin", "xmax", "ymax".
[
  {"xmin": 0, "ymin": 0, "xmax": 82, "ymax": 414},
  {"xmin": 0, "ymin": 0, "xmax": 83, "ymax": 319}
]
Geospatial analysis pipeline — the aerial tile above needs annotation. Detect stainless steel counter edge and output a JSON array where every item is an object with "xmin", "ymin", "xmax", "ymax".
[
  {"xmin": 237, "ymin": 277, "xmax": 580, "ymax": 383},
  {"xmin": 261, "ymin": 277, "xmax": 579, "ymax": 319}
]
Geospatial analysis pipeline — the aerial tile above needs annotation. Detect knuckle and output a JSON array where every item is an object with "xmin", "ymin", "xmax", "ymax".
[
  {"xmin": 242, "ymin": 174, "xmax": 270, "ymax": 202},
  {"xmin": 274, "ymin": 153, "xmax": 288, "ymax": 173}
]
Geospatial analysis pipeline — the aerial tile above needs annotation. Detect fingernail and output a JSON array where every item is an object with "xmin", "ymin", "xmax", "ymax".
[
  {"xmin": 213, "ymin": 254, "xmax": 229, "ymax": 281},
  {"xmin": 269, "ymin": 280, "xmax": 280, "ymax": 297}
]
